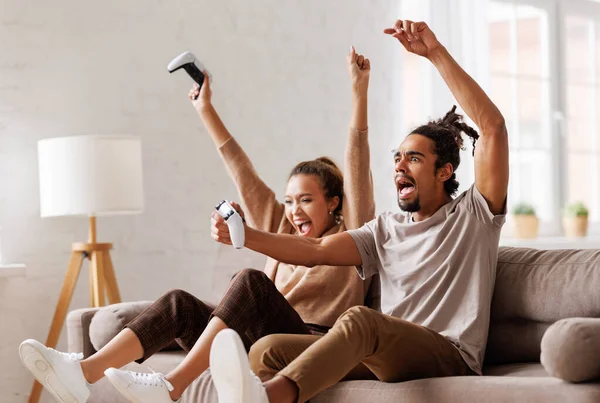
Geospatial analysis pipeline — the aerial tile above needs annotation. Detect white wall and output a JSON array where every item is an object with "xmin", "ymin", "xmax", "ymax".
[{"xmin": 0, "ymin": 0, "xmax": 403, "ymax": 401}]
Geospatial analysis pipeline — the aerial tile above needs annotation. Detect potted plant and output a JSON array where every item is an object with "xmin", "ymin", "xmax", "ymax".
[
  {"xmin": 512, "ymin": 203, "xmax": 539, "ymax": 239},
  {"xmin": 563, "ymin": 201, "xmax": 589, "ymax": 238}
]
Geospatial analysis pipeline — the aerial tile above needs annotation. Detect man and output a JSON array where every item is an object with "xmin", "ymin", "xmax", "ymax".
[{"xmin": 209, "ymin": 19, "xmax": 509, "ymax": 403}]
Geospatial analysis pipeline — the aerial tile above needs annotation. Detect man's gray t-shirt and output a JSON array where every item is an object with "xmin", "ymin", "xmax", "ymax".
[{"xmin": 348, "ymin": 185, "xmax": 505, "ymax": 375}]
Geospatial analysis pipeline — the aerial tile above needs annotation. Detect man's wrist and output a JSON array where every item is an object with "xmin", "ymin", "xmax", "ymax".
[{"xmin": 427, "ymin": 45, "xmax": 447, "ymax": 64}]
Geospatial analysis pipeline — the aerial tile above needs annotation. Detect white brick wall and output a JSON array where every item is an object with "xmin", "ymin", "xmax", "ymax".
[{"xmin": 0, "ymin": 0, "xmax": 402, "ymax": 401}]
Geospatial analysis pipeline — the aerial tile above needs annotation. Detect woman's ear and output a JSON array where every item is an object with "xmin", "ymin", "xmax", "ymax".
[{"xmin": 329, "ymin": 196, "xmax": 340, "ymax": 213}]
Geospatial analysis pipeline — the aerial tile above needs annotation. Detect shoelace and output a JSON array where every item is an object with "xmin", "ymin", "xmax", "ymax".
[
  {"xmin": 132, "ymin": 369, "xmax": 174, "ymax": 392},
  {"xmin": 49, "ymin": 348, "xmax": 83, "ymax": 362}
]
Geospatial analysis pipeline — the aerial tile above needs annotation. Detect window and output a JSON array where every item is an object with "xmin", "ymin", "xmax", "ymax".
[
  {"xmin": 564, "ymin": 12, "xmax": 600, "ymax": 222},
  {"xmin": 488, "ymin": 1, "xmax": 555, "ymax": 224},
  {"xmin": 488, "ymin": 0, "xmax": 600, "ymax": 233}
]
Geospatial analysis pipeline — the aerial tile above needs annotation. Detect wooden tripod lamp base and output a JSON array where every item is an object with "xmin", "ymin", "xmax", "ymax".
[{"xmin": 28, "ymin": 217, "xmax": 121, "ymax": 403}]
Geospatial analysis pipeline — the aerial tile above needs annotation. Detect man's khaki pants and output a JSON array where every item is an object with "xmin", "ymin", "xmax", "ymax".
[{"xmin": 249, "ymin": 306, "xmax": 475, "ymax": 403}]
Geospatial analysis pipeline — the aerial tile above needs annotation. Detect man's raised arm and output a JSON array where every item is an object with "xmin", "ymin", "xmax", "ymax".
[{"xmin": 385, "ymin": 20, "xmax": 508, "ymax": 214}]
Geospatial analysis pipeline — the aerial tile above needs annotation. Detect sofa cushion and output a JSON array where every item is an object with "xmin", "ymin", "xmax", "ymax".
[
  {"xmin": 483, "ymin": 363, "xmax": 549, "ymax": 377},
  {"xmin": 89, "ymin": 301, "xmax": 154, "ymax": 351},
  {"xmin": 541, "ymin": 317, "xmax": 600, "ymax": 383},
  {"xmin": 485, "ymin": 247, "xmax": 600, "ymax": 364},
  {"xmin": 310, "ymin": 374, "xmax": 600, "ymax": 403},
  {"xmin": 86, "ymin": 359, "xmax": 598, "ymax": 403}
]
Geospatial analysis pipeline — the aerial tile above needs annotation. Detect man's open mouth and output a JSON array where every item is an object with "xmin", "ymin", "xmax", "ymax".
[{"xmin": 396, "ymin": 177, "xmax": 416, "ymax": 199}]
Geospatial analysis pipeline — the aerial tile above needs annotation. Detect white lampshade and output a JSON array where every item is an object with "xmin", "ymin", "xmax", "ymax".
[{"xmin": 38, "ymin": 135, "xmax": 144, "ymax": 217}]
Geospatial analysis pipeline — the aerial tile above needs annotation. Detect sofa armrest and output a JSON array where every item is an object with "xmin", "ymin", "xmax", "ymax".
[
  {"xmin": 541, "ymin": 317, "xmax": 600, "ymax": 383},
  {"xmin": 67, "ymin": 307, "xmax": 102, "ymax": 358},
  {"xmin": 88, "ymin": 301, "xmax": 154, "ymax": 351}
]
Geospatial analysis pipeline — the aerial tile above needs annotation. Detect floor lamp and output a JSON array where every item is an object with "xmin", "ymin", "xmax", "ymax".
[{"xmin": 29, "ymin": 135, "xmax": 144, "ymax": 403}]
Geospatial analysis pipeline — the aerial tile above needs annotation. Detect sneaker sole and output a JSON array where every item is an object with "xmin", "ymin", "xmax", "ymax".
[
  {"xmin": 19, "ymin": 340, "xmax": 86, "ymax": 403},
  {"xmin": 210, "ymin": 329, "xmax": 252, "ymax": 403},
  {"xmin": 104, "ymin": 368, "xmax": 144, "ymax": 403}
]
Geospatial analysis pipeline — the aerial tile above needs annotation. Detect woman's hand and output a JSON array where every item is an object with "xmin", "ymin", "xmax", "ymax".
[
  {"xmin": 211, "ymin": 201, "xmax": 246, "ymax": 246},
  {"xmin": 188, "ymin": 72, "xmax": 212, "ymax": 112},
  {"xmin": 347, "ymin": 46, "xmax": 370, "ymax": 97},
  {"xmin": 384, "ymin": 20, "xmax": 442, "ymax": 59}
]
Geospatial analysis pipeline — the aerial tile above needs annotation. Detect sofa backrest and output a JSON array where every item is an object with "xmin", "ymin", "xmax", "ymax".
[{"xmin": 484, "ymin": 246, "xmax": 600, "ymax": 364}]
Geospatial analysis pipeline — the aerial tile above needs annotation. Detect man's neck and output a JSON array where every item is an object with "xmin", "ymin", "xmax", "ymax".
[{"xmin": 411, "ymin": 194, "xmax": 453, "ymax": 222}]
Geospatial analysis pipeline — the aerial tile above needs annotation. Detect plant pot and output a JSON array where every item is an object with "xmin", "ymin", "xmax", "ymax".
[
  {"xmin": 513, "ymin": 214, "xmax": 539, "ymax": 239},
  {"xmin": 563, "ymin": 216, "xmax": 588, "ymax": 238}
]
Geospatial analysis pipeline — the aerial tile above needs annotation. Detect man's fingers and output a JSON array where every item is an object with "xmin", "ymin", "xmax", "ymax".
[
  {"xmin": 394, "ymin": 20, "xmax": 403, "ymax": 33},
  {"xmin": 383, "ymin": 27, "xmax": 396, "ymax": 35},
  {"xmin": 415, "ymin": 21, "xmax": 428, "ymax": 32},
  {"xmin": 395, "ymin": 30, "xmax": 411, "ymax": 49},
  {"xmin": 410, "ymin": 22, "xmax": 418, "ymax": 37},
  {"xmin": 403, "ymin": 20, "xmax": 415, "ymax": 39},
  {"xmin": 413, "ymin": 21, "xmax": 428, "ymax": 38},
  {"xmin": 363, "ymin": 58, "xmax": 371, "ymax": 70}
]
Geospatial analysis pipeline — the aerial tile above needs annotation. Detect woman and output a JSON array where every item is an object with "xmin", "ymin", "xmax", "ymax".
[{"xmin": 18, "ymin": 47, "xmax": 374, "ymax": 403}]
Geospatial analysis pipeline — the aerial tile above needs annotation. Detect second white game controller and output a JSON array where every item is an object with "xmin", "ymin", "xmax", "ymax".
[{"xmin": 215, "ymin": 200, "xmax": 245, "ymax": 249}]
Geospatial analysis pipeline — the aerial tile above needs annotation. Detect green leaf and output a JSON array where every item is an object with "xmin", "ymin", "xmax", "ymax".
[{"xmin": 511, "ymin": 202, "xmax": 536, "ymax": 216}]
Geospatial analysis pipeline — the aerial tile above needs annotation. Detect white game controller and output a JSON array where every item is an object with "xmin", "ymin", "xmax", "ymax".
[
  {"xmin": 167, "ymin": 51, "xmax": 213, "ymax": 91},
  {"xmin": 215, "ymin": 200, "xmax": 245, "ymax": 249}
]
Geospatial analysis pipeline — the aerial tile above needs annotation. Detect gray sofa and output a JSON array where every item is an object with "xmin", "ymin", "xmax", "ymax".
[{"xmin": 67, "ymin": 247, "xmax": 600, "ymax": 402}]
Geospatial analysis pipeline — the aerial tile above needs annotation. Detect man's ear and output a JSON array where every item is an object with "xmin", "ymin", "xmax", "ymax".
[{"xmin": 438, "ymin": 162, "xmax": 454, "ymax": 182}]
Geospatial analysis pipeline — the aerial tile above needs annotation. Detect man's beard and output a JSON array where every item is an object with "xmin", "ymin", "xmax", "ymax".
[{"xmin": 398, "ymin": 195, "xmax": 420, "ymax": 212}]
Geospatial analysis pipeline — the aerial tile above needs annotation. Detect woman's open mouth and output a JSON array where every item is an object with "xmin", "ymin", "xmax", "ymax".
[{"xmin": 295, "ymin": 221, "xmax": 313, "ymax": 236}]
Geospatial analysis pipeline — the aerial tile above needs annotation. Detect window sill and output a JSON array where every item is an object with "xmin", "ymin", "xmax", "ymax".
[
  {"xmin": 0, "ymin": 263, "xmax": 26, "ymax": 278},
  {"xmin": 500, "ymin": 236, "xmax": 600, "ymax": 250}
]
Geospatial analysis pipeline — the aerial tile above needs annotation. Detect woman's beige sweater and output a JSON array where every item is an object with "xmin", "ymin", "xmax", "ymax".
[{"xmin": 218, "ymin": 128, "xmax": 375, "ymax": 327}]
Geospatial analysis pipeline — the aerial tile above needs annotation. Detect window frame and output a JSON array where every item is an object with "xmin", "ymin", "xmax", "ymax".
[{"xmin": 491, "ymin": 0, "xmax": 600, "ymax": 236}]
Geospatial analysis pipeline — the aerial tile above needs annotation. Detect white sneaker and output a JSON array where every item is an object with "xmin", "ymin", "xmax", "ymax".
[
  {"xmin": 210, "ymin": 329, "xmax": 269, "ymax": 403},
  {"xmin": 104, "ymin": 368, "xmax": 180, "ymax": 403},
  {"xmin": 19, "ymin": 339, "xmax": 91, "ymax": 403}
]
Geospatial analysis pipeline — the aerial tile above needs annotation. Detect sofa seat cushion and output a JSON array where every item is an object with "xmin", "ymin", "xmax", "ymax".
[
  {"xmin": 311, "ymin": 374, "xmax": 600, "ymax": 403},
  {"xmin": 483, "ymin": 363, "xmax": 549, "ymax": 377},
  {"xmin": 87, "ymin": 357, "xmax": 600, "ymax": 403}
]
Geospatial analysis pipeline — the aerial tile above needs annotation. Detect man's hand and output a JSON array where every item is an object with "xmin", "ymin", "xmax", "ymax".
[
  {"xmin": 188, "ymin": 72, "xmax": 212, "ymax": 112},
  {"xmin": 211, "ymin": 201, "xmax": 247, "ymax": 246},
  {"xmin": 347, "ymin": 46, "xmax": 370, "ymax": 96},
  {"xmin": 384, "ymin": 20, "xmax": 442, "ymax": 59}
]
